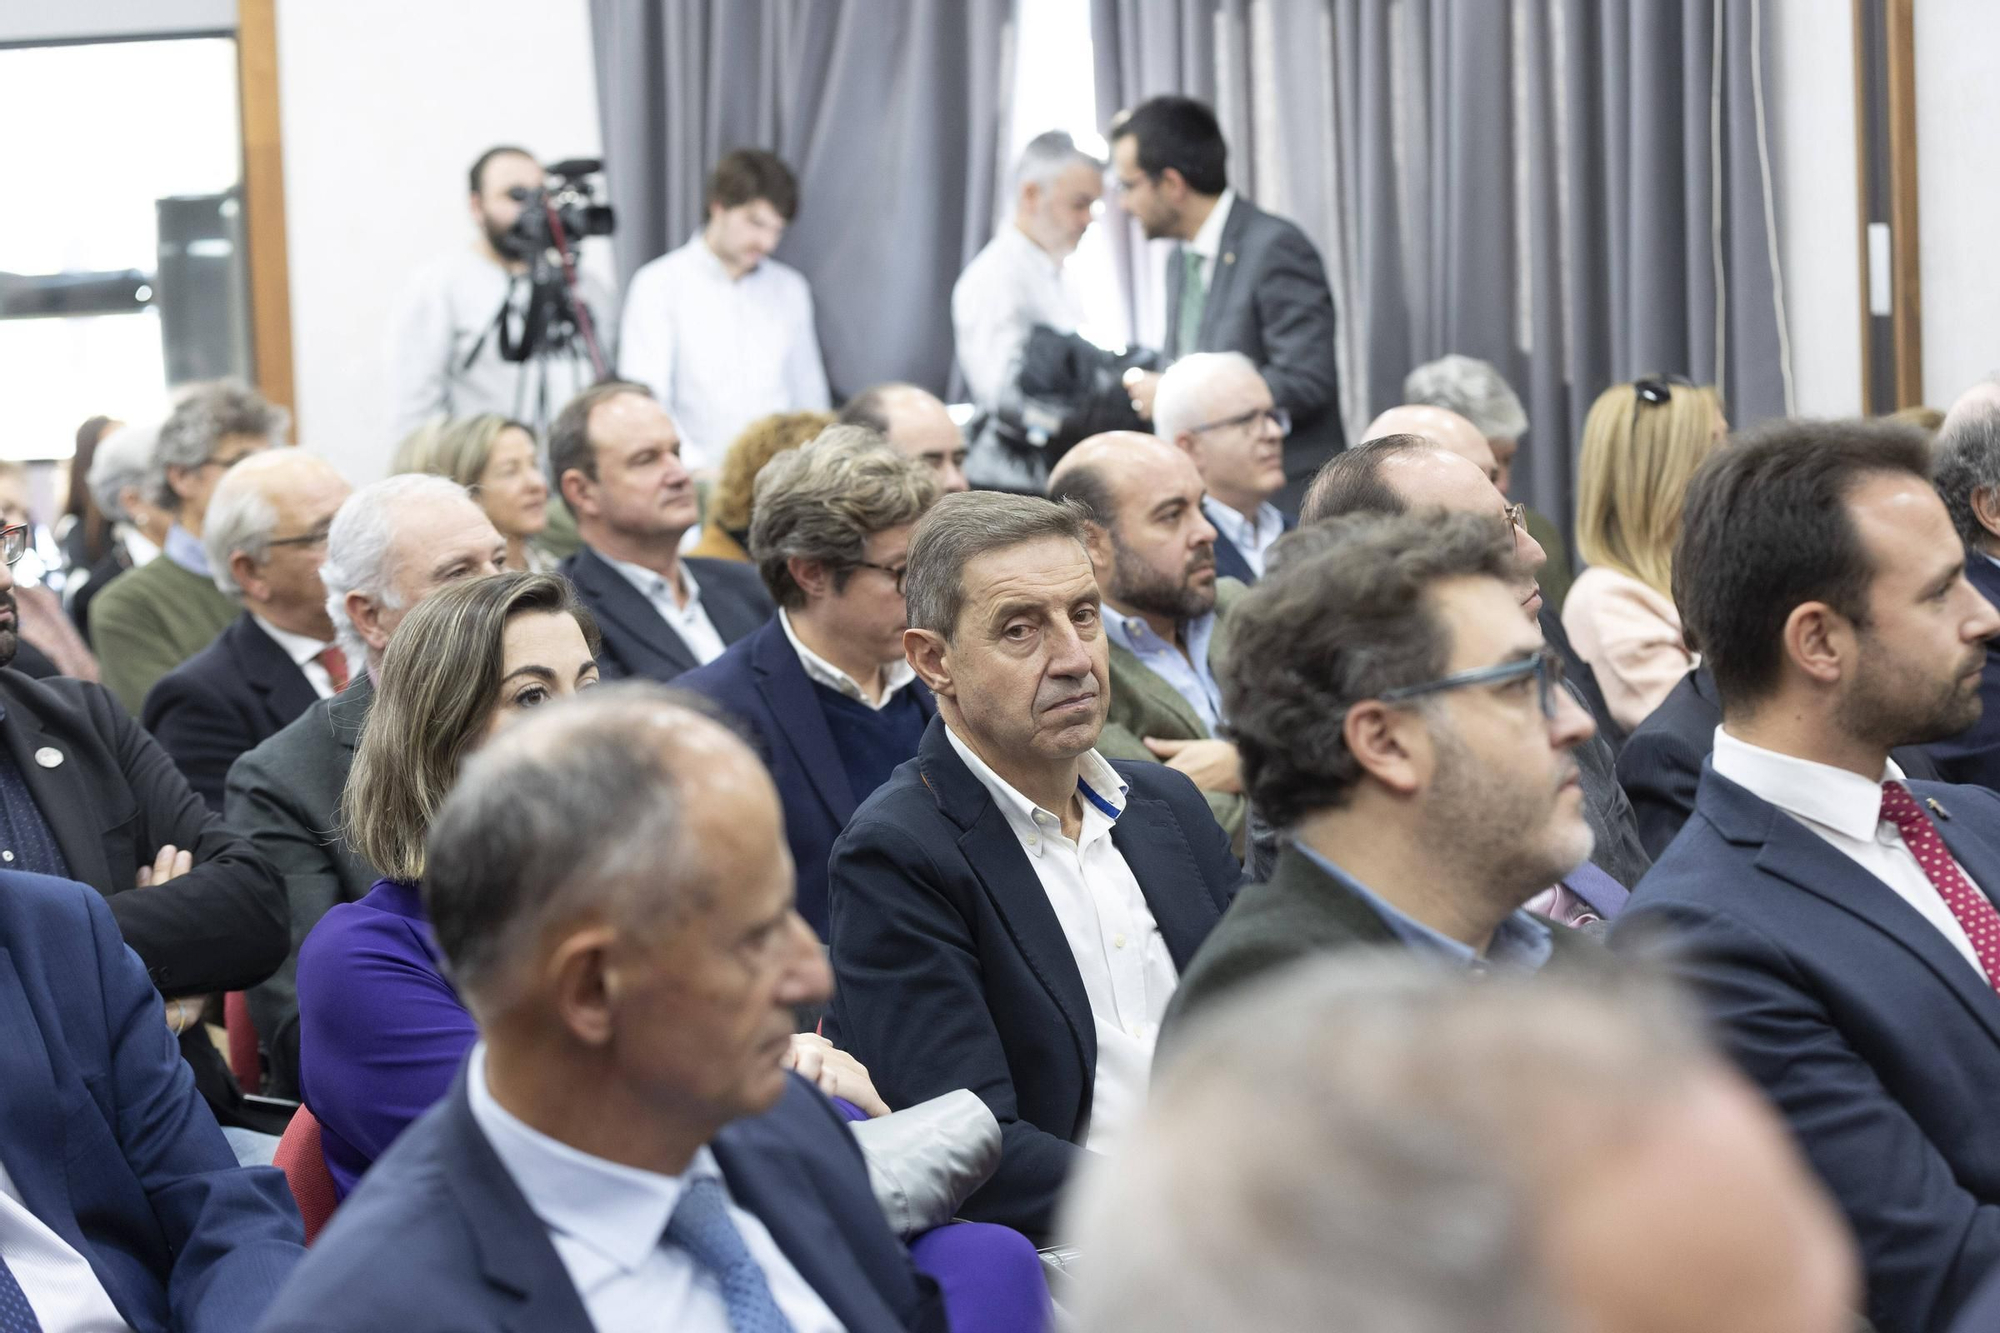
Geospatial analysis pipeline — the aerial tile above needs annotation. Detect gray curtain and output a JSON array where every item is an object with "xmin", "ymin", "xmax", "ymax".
[
  {"xmin": 1091, "ymin": 0, "xmax": 1792, "ymax": 539},
  {"xmin": 589, "ymin": 0, "xmax": 1011, "ymax": 399}
]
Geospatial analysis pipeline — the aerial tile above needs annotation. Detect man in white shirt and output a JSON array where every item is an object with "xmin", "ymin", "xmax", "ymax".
[
  {"xmin": 838, "ymin": 385, "xmax": 969, "ymax": 494},
  {"xmin": 619, "ymin": 149, "xmax": 831, "ymax": 475},
  {"xmin": 1152, "ymin": 352, "xmax": 1294, "ymax": 582},
  {"xmin": 1615, "ymin": 419, "xmax": 2000, "ymax": 1333}
]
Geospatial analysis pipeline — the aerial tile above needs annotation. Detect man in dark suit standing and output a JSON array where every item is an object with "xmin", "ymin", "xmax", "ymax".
[
  {"xmin": 1111, "ymin": 96, "xmax": 1342, "ymax": 505},
  {"xmin": 257, "ymin": 688, "xmax": 944, "ymax": 1333},
  {"xmin": 826, "ymin": 492, "xmax": 1241, "ymax": 1242},
  {"xmin": 553, "ymin": 382, "xmax": 773, "ymax": 682},
  {"xmin": 678, "ymin": 427, "xmax": 942, "ymax": 938},
  {"xmin": 1614, "ymin": 420, "xmax": 2000, "ymax": 1333},
  {"xmin": 1151, "ymin": 352, "xmax": 1296, "ymax": 584},
  {"xmin": 1927, "ymin": 395, "xmax": 2000, "ymax": 790}
]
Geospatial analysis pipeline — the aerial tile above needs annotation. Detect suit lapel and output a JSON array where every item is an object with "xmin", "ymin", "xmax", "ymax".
[
  {"xmin": 0, "ymin": 689, "xmax": 113, "ymax": 891},
  {"xmin": 1197, "ymin": 197, "xmax": 1254, "ymax": 347},
  {"xmin": 0, "ymin": 950, "xmax": 85, "ymax": 1262},
  {"xmin": 228, "ymin": 615, "xmax": 318, "ymax": 726},
  {"xmin": 1108, "ymin": 641, "xmax": 1206, "ymax": 740},
  {"xmin": 750, "ymin": 623, "xmax": 856, "ymax": 825},
  {"xmin": 577, "ymin": 549, "xmax": 699, "ymax": 677},
  {"xmin": 685, "ymin": 559, "xmax": 768, "ymax": 646},
  {"xmin": 1210, "ymin": 530, "xmax": 1253, "ymax": 584},
  {"xmin": 1163, "ymin": 244, "xmax": 1186, "ymax": 358},
  {"xmin": 1110, "ymin": 784, "xmax": 1225, "ymax": 966}
]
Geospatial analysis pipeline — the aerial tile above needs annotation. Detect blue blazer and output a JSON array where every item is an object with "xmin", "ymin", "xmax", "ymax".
[
  {"xmin": 0, "ymin": 871, "xmax": 303, "ymax": 1331},
  {"xmin": 1926, "ymin": 555, "xmax": 2000, "ymax": 792},
  {"xmin": 254, "ymin": 1068, "xmax": 945, "ymax": 1333},
  {"xmin": 1209, "ymin": 507, "xmax": 1295, "ymax": 585},
  {"xmin": 1614, "ymin": 766, "xmax": 2000, "ymax": 1333},
  {"xmin": 678, "ymin": 617, "xmax": 936, "ymax": 936},
  {"xmin": 825, "ymin": 715, "xmax": 1242, "ymax": 1241},
  {"xmin": 559, "ymin": 545, "xmax": 773, "ymax": 682},
  {"xmin": 142, "ymin": 611, "xmax": 321, "ymax": 813}
]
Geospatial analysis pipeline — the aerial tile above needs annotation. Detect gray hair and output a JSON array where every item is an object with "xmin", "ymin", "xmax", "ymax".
[
  {"xmin": 1153, "ymin": 351, "xmax": 1261, "ymax": 443},
  {"xmin": 1933, "ymin": 396, "xmax": 2000, "ymax": 547},
  {"xmin": 1403, "ymin": 354, "xmax": 1529, "ymax": 442},
  {"xmin": 87, "ymin": 420, "xmax": 162, "ymax": 523},
  {"xmin": 320, "ymin": 473, "xmax": 475, "ymax": 664},
  {"xmin": 149, "ymin": 380, "xmax": 289, "ymax": 509},
  {"xmin": 202, "ymin": 451, "xmax": 346, "ymax": 601},
  {"xmin": 1016, "ymin": 129, "xmax": 1104, "ymax": 192},
  {"xmin": 903, "ymin": 491, "xmax": 1091, "ymax": 641},
  {"xmin": 748, "ymin": 426, "xmax": 940, "ymax": 609},
  {"xmin": 1065, "ymin": 955, "xmax": 1711, "ymax": 1333}
]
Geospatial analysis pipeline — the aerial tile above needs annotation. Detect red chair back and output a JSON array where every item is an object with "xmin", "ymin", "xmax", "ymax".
[
  {"xmin": 223, "ymin": 991, "xmax": 259, "ymax": 1094},
  {"xmin": 274, "ymin": 1106, "xmax": 338, "ymax": 1244}
]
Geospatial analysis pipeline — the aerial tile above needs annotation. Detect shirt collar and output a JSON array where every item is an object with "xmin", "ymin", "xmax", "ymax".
[
  {"xmin": 601, "ymin": 552, "xmax": 702, "ymax": 610},
  {"xmin": 1187, "ymin": 188, "xmax": 1237, "ymax": 261},
  {"xmin": 1102, "ymin": 604, "xmax": 1212, "ymax": 659},
  {"xmin": 1201, "ymin": 496, "xmax": 1284, "ymax": 551},
  {"xmin": 687, "ymin": 231, "xmax": 762, "ymax": 283},
  {"xmin": 119, "ymin": 525, "xmax": 161, "ymax": 568},
  {"xmin": 1710, "ymin": 726, "xmax": 1905, "ymax": 843},
  {"xmin": 942, "ymin": 723, "xmax": 1128, "ymax": 857},
  {"xmin": 163, "ymin": 523, "xmax": 209, "ymax": 577},
  {"xmin": 778, "ymin": 610, "xmax": 915, "ymax": 708},
  {"xmin": 251, "ymin": 614, "xmax": 334, "ymax": 669},
  {"xmin": 1002, "ymin": 223, "xmax": 1066, "ymax": 275},
  {"xmin": 1290, "ymin": 841, "xmax": 1555, "ymax": 970}
]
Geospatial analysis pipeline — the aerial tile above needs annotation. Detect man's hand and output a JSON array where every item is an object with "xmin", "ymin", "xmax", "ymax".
[
  {"xmin": 1126, "ymin": 370, "xmax": 1163, "ymax": 420},
  {"xmin": 783, "ymin": 1032, "xmax": 891, "ymax": 1118},
  {"xmin": 1143, "ymin": 737, "xmax": 1243, "ymax": 794},
  {"xmin": 136, "ymin": 844, "xmax": 193, "ymax": 889}
]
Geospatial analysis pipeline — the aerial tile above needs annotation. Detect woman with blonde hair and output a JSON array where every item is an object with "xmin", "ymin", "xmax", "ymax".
[
  {"xmin": 395, "ymin": 414, "xmax": 553, "ymax": 572},
  {"xmin": 1562, "ymin": 375, "xmax": 1726, "ymax": 733},
  {"xmin": 688, "ymin": 408, "xmax": 836, "ymax": 561}
]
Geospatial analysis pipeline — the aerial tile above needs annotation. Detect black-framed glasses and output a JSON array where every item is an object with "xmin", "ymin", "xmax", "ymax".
[
  {"xmin": 267, "ymin": 523, "xmax": 333, "ymax": 550},
  {"xmin": 1377, "ymin": 647, "xmax": 1569, "ymax": 720},
  {"xmin": 0, "ymin": 526, "xmax": 25, "ymax": 567},
  {"xmin": 1189, "ymin": 405, "xmax": 1291, "ymax": 438},
  {"xmin": 852, "ymin": 560, "xmax": 909, "ymax": 594}
]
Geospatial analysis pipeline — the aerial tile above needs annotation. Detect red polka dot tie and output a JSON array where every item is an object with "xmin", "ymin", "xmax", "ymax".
[{"xmin": 1880, "ymin": 782, "xmax": 2000, "ymax": 990}]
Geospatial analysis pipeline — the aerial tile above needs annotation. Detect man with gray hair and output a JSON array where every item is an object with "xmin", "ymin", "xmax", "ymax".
[
  {"xmin": 143, "ymin": 451, "xmax": 352, "ymax": 812},
  {"xmin": 1069, "ymin": 956, "xmax": 1859, "ymax": 1333},
  {"xmin": 826, "ymin": 490, "xmax": 1240, "ymax": 1241},
  {"xmin": 226, "ymin": 474, "xmax": 505, "ymax": 1097},
  {"xmin": 70, "ymin": 420, "xmax": 173, "ymax": 641},
  {"xmin": 1152, "ymin": 351, "xmax": 1295, "ymax": 582},
  {"xmin": 90, "ymin": 381, "xmax": 288, "ymax": 712},
  {"xmin": 1925, "ymin": 390, "xmax": 2000, "ymax": 791},
  {"xmin": 678, "ymin": 426, "xmax": 942, "ymax": 936}
]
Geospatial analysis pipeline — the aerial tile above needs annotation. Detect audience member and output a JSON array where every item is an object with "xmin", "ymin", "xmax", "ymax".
[
  {"xmin": 1049, "ymin": 432, "xmax": 1248, "ymax": 851},
  {"xmin": 0, "ymin": 461, "xmax": 99, "ymax": 682},
  {"xmin": 91, "ymin": 381, "xmax": 285, "ymax": 712},
  {"xmin": 840, "ymin": 382, "xmax": 971, "ymax": 494},
  {"xmin": 1362, "ymin": 403, "xmax": 1501, "ymax": 484},
  {"xmin": 1152, "ymin": 352, "xmax": 1294, "ymax": 583},
  {"xmin": 826, "ymin": 492, "xmax": 1240, "ymax": 1240},
  {"xmin": 71, "ymin": 418, "xmax": 171, "ymax": 642},
  {"xmin": 679, "ymin": 429, "xmax": 942, "ymax": 936},
  {"xmin": 1073, "ymin": 957, "xmax": 1858, "ymax": 1333},
  {"xmin": 1109, "ymin": 96, "xmax": 1341, "ymax": 503},
  {"xmin": 1563, "ymin": 375, "xmax": 1724, "ymax": 732},
  {"xmin": 227, "ymin": 475, "xmax": 505, "ymax": 1099},
  {"xmin": 57, "ymin": 413, "xmax": 119, "ymax": 582},
  {"xmin": 143, "ymin": 451, "xmax": 352, "ymax": 812},
  {"xmin": 687, "ymin": 409, "xmax": 836, "ymax": 562},
  {"xmin": 260, "ymin": 687, "xmax": 948, "ymax": 1333},
  {"xmin": 1927, "ymin": 394, "xmax": 2000, "ymax": 789},
  {"xmin": 396, "ymin": 414, "xmax": 553, "ymax": 572},
  {"xmin": 619, "ymin": 149, "xmax": 830, "ymax": 473},
  {"xmin": 1614, "ymin": 419, "xmax": 2000, "ymax": 1333}
]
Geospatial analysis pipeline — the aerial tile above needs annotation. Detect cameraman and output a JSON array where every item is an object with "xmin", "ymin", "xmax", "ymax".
[{"xmin": 387, "ymin": 145, "xmax": 617, "ymax": 438}]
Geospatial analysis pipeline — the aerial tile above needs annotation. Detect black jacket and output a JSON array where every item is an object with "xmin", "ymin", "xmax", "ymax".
[
  {"xmin": 559, "ymin": 546, "xmax": 774, "ymax": 682},
  {"xmin": 142, "ymin": 612, "xmax": 321, "ymax": 813}
]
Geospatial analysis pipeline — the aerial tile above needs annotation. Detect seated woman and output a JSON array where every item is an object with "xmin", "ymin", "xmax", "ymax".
[
  {"xmin": 688, "ymin": 409, "xmax": 835, "ymax": 562},
  {"xmin": 1563, "ymin": 375, "xmax": 1726, "ymax": 733},
  {"xmin": 395, "ymin": 415, "xmax": 555, "ymax": 572}
]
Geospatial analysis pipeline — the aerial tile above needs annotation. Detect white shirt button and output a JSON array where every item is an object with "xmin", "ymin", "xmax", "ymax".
[{"xmin": 1, "ymin": 851, "xmax": 13, "ymax": 863}]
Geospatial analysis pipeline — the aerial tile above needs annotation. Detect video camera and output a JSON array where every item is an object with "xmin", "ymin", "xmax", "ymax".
[{"xmin": 501, "ymin": 158, "xmax": 616, "ymax": 261}]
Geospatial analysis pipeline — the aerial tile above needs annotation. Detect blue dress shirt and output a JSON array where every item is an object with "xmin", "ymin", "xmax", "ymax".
[
  {"xmin": 1103, "ymin": 605, "xmax": 1224, "ymax": 732},
  {"xmin": 1290, "ymin": 842, "xmax": 1554, "ymax": 970}
]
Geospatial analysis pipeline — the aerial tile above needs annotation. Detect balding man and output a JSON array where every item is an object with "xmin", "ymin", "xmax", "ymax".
[
  {"xmin": 1362, "ymin": 404, "xmax": 1500, "ymax": 482},
  {"xmin": 144, "ymin": 451, "xmax": 353, "ymax": 812},
  {"xmin": 839, "ymin": 383, "xmax": 970, "ymax": 494},
  {"xmin": 1154, "ymin": 352, "xmax": 1295, "ymax": 583},
  {"xmin": 1050, "ymin": 432, "xmax": 1247, "ymax": 851}
]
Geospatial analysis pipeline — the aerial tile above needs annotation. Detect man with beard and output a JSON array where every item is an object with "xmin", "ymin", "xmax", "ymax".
[
  {"xmin": 1049, "ymin": 432, "xmax": 1247, "ymax": 852},
  {"xmin": 1160, "ymin": 510, "xmax": 1603, "ymax": 1044},
  {"xmin": 1613, "ymin": 420, "xmax": 2000, "ymax": 1333}
]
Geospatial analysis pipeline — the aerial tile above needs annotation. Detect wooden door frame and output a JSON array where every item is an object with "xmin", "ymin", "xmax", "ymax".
[
  {"xmin": 236, "ymin": 0, "xmax": 296, "ymax": 426},
  {"xmin": 1852, "ymin": 0, "xmax": 1922, "ymax": 411}
]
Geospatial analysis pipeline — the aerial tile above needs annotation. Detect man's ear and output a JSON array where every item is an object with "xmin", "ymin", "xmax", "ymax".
[
  {"xmin": 905, "ymin": 628, "xmax": 953, "ymax": 698},
  {"xmin": 545, "ymin": 924, "xmax": 619, "ymax": 1049},
  {"xmin": 1342, "ymin": 699, "xmax": 1426, "ymax": 798},
  {"xmin": 1081, "ymin": 519, "xmax": 1116, "ymax": 576},
  {"xmin": 164, "ymin": 463, "xmax": 200, "ymax": 508},
  {"xmin": 1972, "ymin": 486, "xmax": 2000, "ymax": 546},
  {"xmin": 787, "ymin": 555, "xmax": 833, "ymax": 603},
  {"xmin": 229, "ymin": 550, "xmax": 267, "ymax": 604},
  {"xmin": 1780, "ymin": 601, "xmax": 1849, "ymax": 687},
  {"xmin": 558, "ymin": 468, "xmax": 594, "ymax": 518},
  {"xmin": 345, "ymin": 590, "xmax": 391, "ymax": 654}
]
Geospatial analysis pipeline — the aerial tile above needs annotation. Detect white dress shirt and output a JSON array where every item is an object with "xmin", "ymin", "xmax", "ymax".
[
  {"xmin": 251, "ymin": 614, "xmax": 339, "ymax": 700},
  {"xmin": 618, "ymin": 236, "xmax": 831, "ymax": 473},
  {"xmin": 950, "ymin": 225, "xmax": 1087, "ymax": 408},
  {"xmin": 1201, "ymin": 496, "xmax": 1286, "ymax": 579},
  {"xmin": 465, "ymin": 1045, "xmax": 843, "ymax": 1333},
  {"xmin": 943, "ymin": 727, "xmax": 1176, "ymax": 1154},
  {"xmin": 778, "ymin": 610, "xmax": 915, "ymax": 709},
  {"xmin": 599, "ymin": 554, "xmax": 728, "ymax": 666},
  {"xmin": 0, "ymin": 1155, "xmax": 131, "ymax": 1332},
  {"xmin": 1712, "ymin": 727, "xmax": 1991, "ymax": 982}
]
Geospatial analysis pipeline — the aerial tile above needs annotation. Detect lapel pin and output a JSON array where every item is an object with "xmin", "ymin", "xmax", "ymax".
[
  {"xmin": 1928, "ymin": 796, "xmax": 1952, "ymax": 821},
  {"xmin": 33, "ymin": 747, "xmax": 61, "ymax": 769},
  {"xmin": 1223, "ymin": 251, "xmax": 1236, "ymax": 265}
]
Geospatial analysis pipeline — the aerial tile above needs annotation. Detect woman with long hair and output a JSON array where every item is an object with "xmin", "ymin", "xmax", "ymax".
[{"xmin": 396, "ymin": 415, "xmax": 553, "ymax": 572}]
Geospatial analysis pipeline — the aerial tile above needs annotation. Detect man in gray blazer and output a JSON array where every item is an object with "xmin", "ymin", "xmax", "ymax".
[{"xmin": 1111, "ymin": 96, "xmax": 1343, "ymax": 505}]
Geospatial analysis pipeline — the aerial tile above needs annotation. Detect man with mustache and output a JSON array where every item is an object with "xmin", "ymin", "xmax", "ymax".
[
  {"xmin": 1048, "ymin": 432, "xmax": 1248, "ymax": 853},
  {"xmin": 825, "ymin": 492, "xmax": 1241, "ymax": 1243},
  {"xmin": 1614, "ymin": 421, "xmax": 2000, "ymax": 1333}
]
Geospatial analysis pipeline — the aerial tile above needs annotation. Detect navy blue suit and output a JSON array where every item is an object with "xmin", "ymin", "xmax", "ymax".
[
  {"xmin": 0, "ymin": 870, "xmax": 303, "ymax": 1330},
  {"xmin": 677, "ymin": 617, "xmax": 935, "ymax": 937},
  {"xmin": 1615, "ymin": 766, "xmax": 2000, "ymax": 1333},
  {"xmin": 142, "ymin": 612, "xmax": 321, "ymax": 813},
  {"xmin": 559, "ymin": 546, "xmax": 773, "ymax": 682},
  {"xmin": 255, "ymin": 1069, "xmax": 944, "ymax": 1333},
  {"xmin": 1209, "ymin": 507, "xmax": 1295, "ymax": 585},
  {"xmin": 1927, "ymin": 555, "xmax": 2000, "ymax": 792},
  {"xmin": 826, "ymin": 716, "xmax": 1242, "ymax": 1240}
]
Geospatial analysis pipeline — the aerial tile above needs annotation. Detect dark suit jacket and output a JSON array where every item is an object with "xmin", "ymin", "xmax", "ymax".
[
  {"xmin": 255, "ymin": 1069, "xmax": 944, "ymax": 1333},
  {"xmin": 559, "ymin": 545, "xmax": 774, "ymax": 682},
  {"xmin": 1615, "ymin": 766, "xmax": 2000, "ymax": 1333},
  {"xmin": 0, "ymin": 669, "xmax": 286, "ymax": 996},
  {"xmin": 1927, "ymin": 555, "xmax": 2000, "ymax": 792},
  {"xmin": 677, "ymin": 617, "xmax": 936, "ymax": 938},
  {"xmin": 142, "ymin": 612, "xmax": 321, "ymax": 814},
  {"xmin": 1164, "ymin": 194, "xmax": 1344, "ymax": 485},
  {"xmin": 1617, "ymin": 667, "xmax": 1944, "ymax": 861},
  {"xmin": 825, "ymin": 716, "xmax": 1241, "ymax": 1240},
  {"xmin": 1210, "ymin": 507, "xmax": 1296, "ymax": 585},
  {"xmin": 0, "ymin": 871, "xmax": 303, "ymax": 1331}
]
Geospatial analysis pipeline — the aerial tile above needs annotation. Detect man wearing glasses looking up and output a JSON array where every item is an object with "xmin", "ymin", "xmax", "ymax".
[{"xmin": 1152, "ymin": 352, "xmax": 1296, "ymax": 584}]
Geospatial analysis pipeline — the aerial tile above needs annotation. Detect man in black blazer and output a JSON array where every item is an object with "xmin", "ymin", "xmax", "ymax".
[
  {"xmin": 1927, "ymin": 398, "xmax": 2000, "ymax": 791},
  {"xmin": 826, "ymin": 492, "xmax": 1240, "ymax": 1242},
  {"xmin": 258, "ymin": 688, "xmax": 943, "ymax": 1333},
  {"xmin": 551, "ymin": 382, "xmax": 772, "ymax": 681},
  {"xmin": 1111, "ymin": 97, "xmax": 1343, "ymax": 503},
  {"xmin": 1614, "ymin": 420, "xmax": 2000, "ymax": 1333}
]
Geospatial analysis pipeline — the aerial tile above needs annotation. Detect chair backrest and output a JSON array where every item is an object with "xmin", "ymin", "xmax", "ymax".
[
  {"xmin": 223, "ymin": 991, "xmax": 259, "ymax": 1094},
  {"xmin": 274, "ymin": 1105, "xmax": 338, "ymax": 1244}
]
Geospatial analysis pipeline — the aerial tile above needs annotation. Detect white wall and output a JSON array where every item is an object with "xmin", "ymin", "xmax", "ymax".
[
  {"xmin": 274, "ymin": 0, "xmax": 605, "ymax": 481},
  {"xmin": 1913, "ymin": 0, "xmax": 2000, "ymax": 408}
]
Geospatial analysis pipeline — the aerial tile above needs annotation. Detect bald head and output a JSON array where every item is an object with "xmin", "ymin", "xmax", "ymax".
[
  {"xmin": 839, "ymin": 383, "xmax": 968, "ymax": 492},
  {"xmin": 1364, "ymin": 405, "xmax": 1500, "ymax": 485},
  {"xmin": 1050, "ymin": 431, "xmax": 1218, "ymax": 623},
  {"xmin": 1155, "ymin": 354, "xmax": 1287, "ymax": 516},
  {"xmin": 203, "ymin": 449, "xmax": 352, "ymax": 635}
]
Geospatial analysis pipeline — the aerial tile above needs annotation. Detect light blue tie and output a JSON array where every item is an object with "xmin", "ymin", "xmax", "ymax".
[
  {"xmin": 0, "ymin": 1258, "xmax": 43, "ymax": 1333},
  {"xmin": 665, "ymin": 1175, "xmax": 795, "ymax": 1333}
]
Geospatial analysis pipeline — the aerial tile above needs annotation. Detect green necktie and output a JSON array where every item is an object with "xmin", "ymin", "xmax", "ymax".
[{"xmin": 1175, "ymin": 246, "xmax": 1208, "ymax": 357}]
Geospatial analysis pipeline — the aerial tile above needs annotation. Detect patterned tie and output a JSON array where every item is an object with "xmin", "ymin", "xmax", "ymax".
[
  {"xmin": 0, "ymin": 1257, "xmax": 45, "ymax": 1332},
  {"xmin": 316, "ymin": 645, "xmax": 349, "ymax": 693},
  {"xmin": 664, "ymin": 1175, "xmax": 795, "ymax": 1333},
  {"xmin": 1880, "ymin": 781, "xmax": 2000, "ymax": 990},
  {"xmin": 1174, "ymin": 246, "xmax": 1208, "ymax": 357}
]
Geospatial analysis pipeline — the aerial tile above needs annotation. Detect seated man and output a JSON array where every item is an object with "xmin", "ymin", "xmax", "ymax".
[
  {"xmin": 144, "ymin": 450, "xmax": 353, "ymax": 812},
  {"xmin": 840, "ymin": 383, "xmax": 971, "ymax": 495},
  {"xmin": 1614, "ymin": 420, "xmax": 2000, "ymax": 1333},
  {"xmin": 1049, "ymin": 432, "xmax": 1248, "ymax": 851},
  {"xmin": 554, "ymin": 382, "xmax": 773, "ymax": 681},
  {"xmin": 678, "ymin": 427, "xmax": 941, "ymax": 937},
  {"xmin": 0, "ymin": 870, "xmax": 305, "ymax": 1330},
  {"xmin": 1923, "ymin": 389, "xmax": 2000, "ymax": 789},
  {"xmin": 1152, "ymin": 352, "xmax": 1294, "ymax": 583},
  {"xmin": 227, "ymin": 475, "xmax": 505, "ymax": 1098},
  {"xmin": 257, "ymin": 688, "xmax": 946, "ymax": 1333},
  {"xmin": 826, "ymin": 492, "xmax": 1241, "ymax": 1242},
  {"xmin": 1162, "ymin": 512, "xmax": 1602, "ymax": 1043}
]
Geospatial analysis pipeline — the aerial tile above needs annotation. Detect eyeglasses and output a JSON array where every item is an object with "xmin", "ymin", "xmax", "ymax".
[
  {"xmin": 266, "ymin": 523, "xmax": 333, "ymax": 550},
  {"xmin": 0, "ymin": 526, "xmax": 26, "ymax": 566},
  {"xmin": 1189, "ymin": 405, "xmax": 1291, "ymax": 438},
  {"xmin": 853, "ymin": 560, "xmax": 909, "ymax": 594},
  {"xmin": 200, "ymin": 451, "xmax": 263, "ymax": 472},
  {"xmin": 1377, "ymin": 647, "xmax": 1569, "ymax": 720}
]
